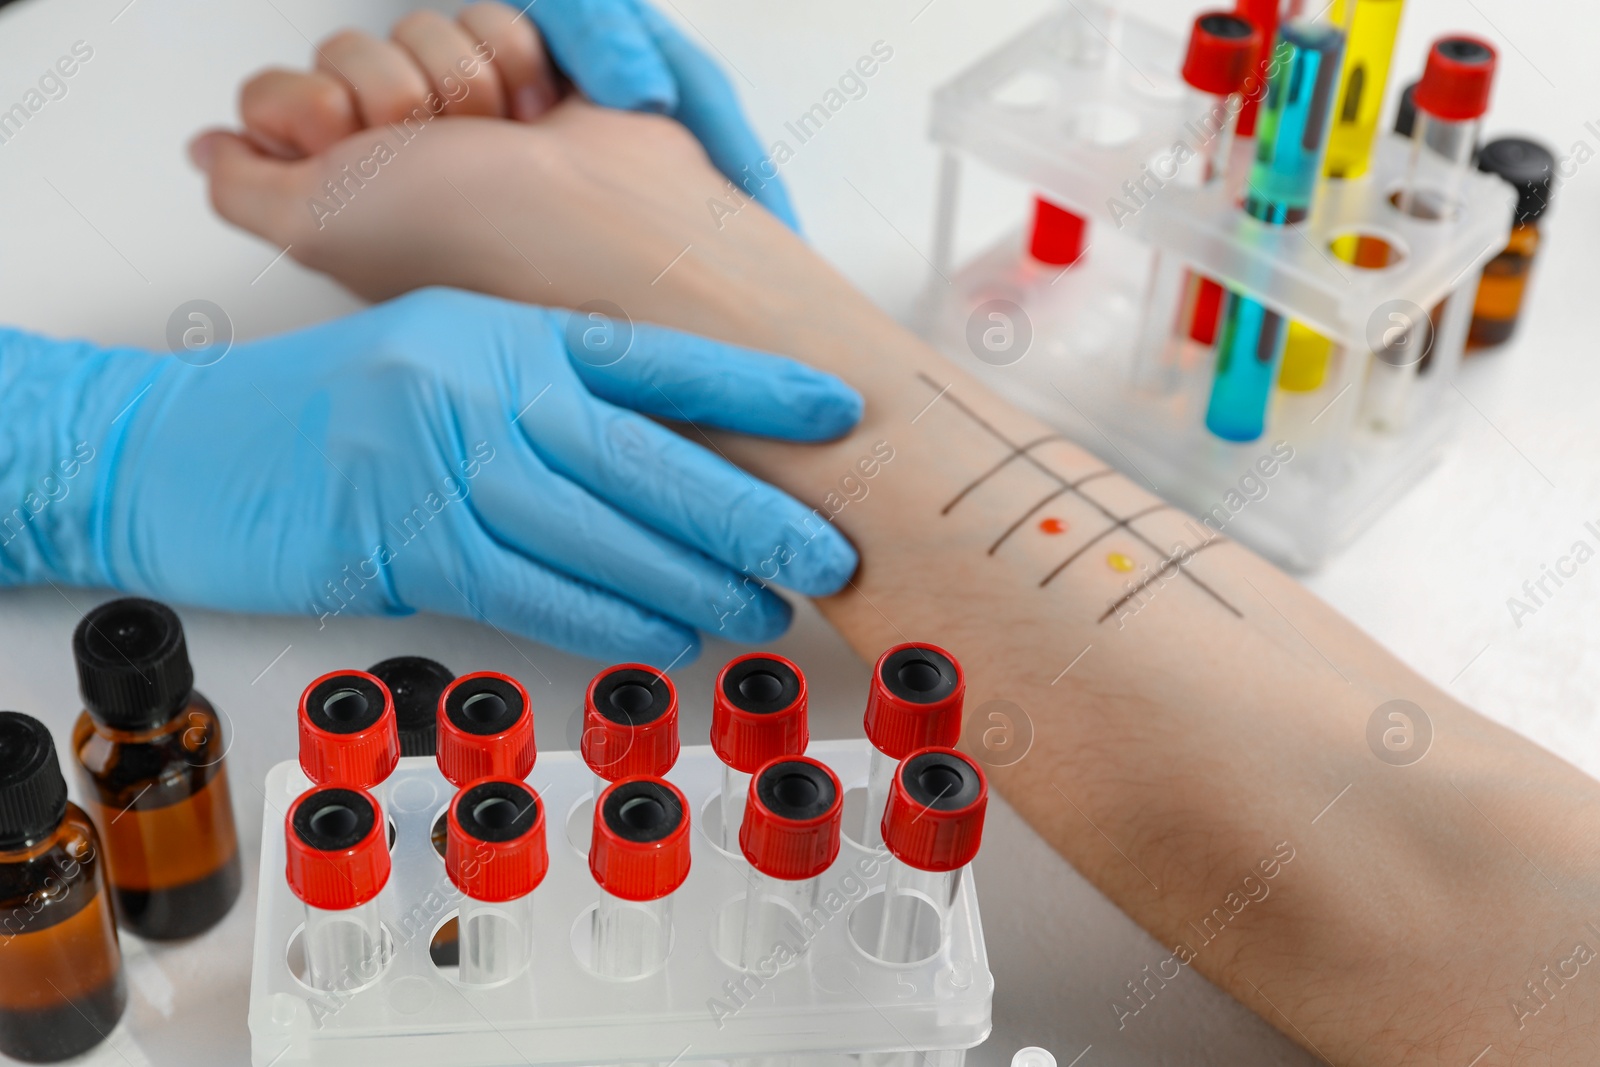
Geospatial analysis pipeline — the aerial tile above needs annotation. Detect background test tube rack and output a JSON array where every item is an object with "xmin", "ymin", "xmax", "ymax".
[
  {"xmin": 917, "ymin": 0, "xmax": 1515, "ymax": 569},
  {"xmin": 248, "ymin": 739, "xmax": 993, "ymax": 1067}
]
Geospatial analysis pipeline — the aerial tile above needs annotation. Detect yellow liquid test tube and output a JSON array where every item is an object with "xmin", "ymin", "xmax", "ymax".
[{"xmin": 1279, "ymin": 0, "xmax": 1405, "ymax": 393}]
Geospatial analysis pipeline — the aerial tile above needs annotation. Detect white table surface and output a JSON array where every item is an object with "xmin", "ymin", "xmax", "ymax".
[{"xmin": 0, "ymin": 0, "xmax": 1595, "ymax": 1064}]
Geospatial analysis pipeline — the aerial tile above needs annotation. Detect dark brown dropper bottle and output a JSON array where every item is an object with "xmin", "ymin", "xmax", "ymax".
[
  {"xmin": 0, "ymin": 711, "xmax": 126, "ymax": 1062},
  {"xmin": 71, "ymin": 598, "xmax": 241, "ymax": 939}
]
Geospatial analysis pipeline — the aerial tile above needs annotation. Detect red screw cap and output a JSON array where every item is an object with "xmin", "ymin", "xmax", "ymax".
[
  {"xmin": 881, "ymin": 748, "xmax": 987, "ymax": 873},
  {"xmin": 582, "ymin": 665, "xmax": 679, "ymax": 782},
  {"xmin": 446, "ymin": 778, "xmax": 548, "ymax": 902},
  {"xmin": 739, "ymin": 756, "xmax": 842, "ymax": 881},
  {"xmin": 863, "ymin": 643, "xmax": 965, "ymax": 760},
  {"xmin": 1413, "ymin": 36, "xmax": 1497, "ymax": 122},
  {"xmin": 1028, "ymin": 198, "xmax": 1087, "ymax": 267},
  {"xmin": 589, "ymin": 777, "xmax": 691, "ymax": 902},
  {"xmin": 285, "ymin": 785, "xmax": 391, "ymax": 910},
  {"xmin": 1181, "ymin": 11, "xmax": 1261, "ymax": 96},
  {"xmin": 298, "ymin": 670, "xmax": 399, "ymax": 790},
  {"xmin": 436, "ymin": 672, "xmax": 536, "ymax": 787},
  {"xmin": 712, "ymin": 654, "xmax": 809, "ymax": 774}
]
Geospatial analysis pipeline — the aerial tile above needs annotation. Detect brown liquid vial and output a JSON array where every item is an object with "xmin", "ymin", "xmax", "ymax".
[
  {"xmin": 1468, "ymin": 138, "xmax": 1555, "ymax": 352},
  {"xmin": 0, "ymin": 711, "xmax": 127, "ymax": 1062},
  {"xmin": 71, "ymin": 598, "xmax": 241, "ymax": 940}
]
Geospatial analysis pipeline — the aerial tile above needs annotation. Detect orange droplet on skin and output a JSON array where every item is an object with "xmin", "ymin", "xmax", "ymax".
[
  {"xmin": 1038, "ymin": 517, "xmax": 1068, "ymax": 535},
  {"xmin": 1106, "ymin": 552, "xmax": 1135, "ymax": 573}
]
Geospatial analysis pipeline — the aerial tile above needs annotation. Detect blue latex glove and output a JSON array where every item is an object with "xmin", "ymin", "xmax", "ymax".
[
  {"xmin": 520, "ymin": 0, "xmax": 799, "ymax": 230},
  {"xmin": 0, "ymin": 289, "xmax": 861, "ymax": 665}
]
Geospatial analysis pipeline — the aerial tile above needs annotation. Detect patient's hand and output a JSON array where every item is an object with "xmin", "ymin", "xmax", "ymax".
[{"xmin": 192, "ymin": 3, "xmax": 804, "ymax": 340}]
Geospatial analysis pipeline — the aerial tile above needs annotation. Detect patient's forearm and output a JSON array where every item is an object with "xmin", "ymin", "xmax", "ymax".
[
  {"xmin": 443, "ymin": 160, "xmax": 1600, "ymax": 1061},
  {"xmin": 614, "ymin": 210, "xmax": 1600, "ymax": 1063}
]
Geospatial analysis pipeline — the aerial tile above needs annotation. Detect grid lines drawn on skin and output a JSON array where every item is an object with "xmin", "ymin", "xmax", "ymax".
[{"xmin": 915, "ymin": 373, "xmax": 1242, "ymax": 621}]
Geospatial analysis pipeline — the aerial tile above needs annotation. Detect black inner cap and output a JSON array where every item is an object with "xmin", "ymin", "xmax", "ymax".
[
  {"xmin": 900, "ymin": 750, "xmax": 982, "ymax": 812},
  {"xmin": 1197, "ymin": 12, "xmax": 1252, "ymax": 40},
  {"xmin": 590, "ymin": 667, "xmax": 671, "ymax": 726},
  {"xmin": 1436, "ymin": 37, "xmax": 1493, "ymax": 65},
  {"xmin": 755, "ymin": 760, "xmax": 836, "ymax": 821},
  {"xmin": 880, "ymin": 646, "xmax": 959, "ymax": 704},
  {"xmin": 305, "ymin": 674, "xmax": 388, "ymax": 735},
  {"xmin": 1477, "ymin": 137, "xmax": 1556, "ymax": 223},
  {"xmin": 443, "ymin": 675, "xmax": 525, "ymax": 737},
  {"xmin": 601, "ymin": 779, "xmax": 682, "ymax": 843},
  {"xmin": 0, "ymin": 712, "xmax": 68, "ymax": 849},
  {"xmin": 292, "ymin": 787, "xmax": 376, "ymax": 851},
  {"xmin": 455, "ymin": 779, "xmax": 539, "ymax": 843},
  {"xmin": 73, "ymin": 597, "xmax": 195, "ymax": 729},
  {"xmin": 367, "ymin": 656, "xmax": 454, "ymax": 756},
  {"xmin": 721, "ymin": 657, "xmax": 801, "ymax": 715}
]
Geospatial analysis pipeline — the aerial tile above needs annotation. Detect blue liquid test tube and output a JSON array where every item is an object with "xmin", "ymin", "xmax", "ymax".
[{"xmin": 1204, "ymin": 20, "xmax": 1345, "ymax": 443}]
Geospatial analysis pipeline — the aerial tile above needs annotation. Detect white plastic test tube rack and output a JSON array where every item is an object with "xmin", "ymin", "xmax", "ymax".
[
  {"xmin": 918, "ymin": 1, "xmax": 1515, "ymax": 569},
  {"xmin": 248, "ymin": 740, "xmax": 993, "ymax": 1067}
]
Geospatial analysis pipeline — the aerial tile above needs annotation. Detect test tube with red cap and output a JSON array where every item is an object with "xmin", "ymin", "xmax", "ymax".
[
  {"xmin": 581, "ymin": 664, "xmax": 679, "ymax": 805},
  {"xmin": 737, "ymin": 756, "xmax": 842, "ymax": 970},
  {"xmin": 285, "ymin": 785, "xmax": 391, "ymax": 991},
  {"xmin": 588, "ymin": 777, "xmax": 691, "ymax": 979},
  {"xmin": 712, "ymin": 653, "xmax": 809, "ymax": 853},
  {"xmin": 861, "ymin": 643, "xmax": 964, "ymax": 850},
  {"xmin": 445, "ymin": 777, "xmax": 548, "ymax": 985},
  {"xmin": 298, "ymin": 670, "xmax": 400, "ymax": 808},
  {"xmin": 875, "ymin": 747, "xmax": 987, "ymax": 964},
  {"xmin": 1364, "ymin": 35, "xmax": 1497, "ymax": 430},
  {"xmin": 436, "ymin": 672, "xmax": 537, "ymax": 787},
  {"xmin": 1134, "ymin": 11, "xmax": 1261, "ymax": 393}
]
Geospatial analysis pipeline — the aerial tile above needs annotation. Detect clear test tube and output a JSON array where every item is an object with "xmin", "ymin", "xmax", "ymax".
[
  {"xmin": 860, "ymin": 644, "xmax": 964, "ymax": 850},
  {"xmin": 285, "ymin": 785, "xmax": 391, "ymax": 993},
  {"xmin": 1204, "ymin": 20, "xmax": 1345, "ymax": 443},
  {"xmin": 875, "ymin": 748, "xmax": 988, "ymax": 965},
  {"xmin": 737, "ymin": 756, "xmax": 843, "ymax": 969},
  {"xmin": 582, "ymin": 663, "xmax": 679, "ymax": 806},
  {"xmin": 436, "ymin": 672, "xmax": 537, "ymax": 788},
  {"xmin": 588, "ymin": 777, "xmax": 691, "ymax": 980},
  {"xmin": 298, "ymin": 670, "xmax": 400, "ymax": 813},
  {"xmin": 1133, "ymin": 12, "xmax": 1261, "ymax": 394},
  {"xmin": 1363, "ymin": 36, "xmax": 1496, "ymax": 430},
  {"xmin": 712, "ymin": 654, "xmax": 809, "ymax": 852},
  {"xmin": 445, "ymin": 777, "xmax": 548, "ymax": 986}
]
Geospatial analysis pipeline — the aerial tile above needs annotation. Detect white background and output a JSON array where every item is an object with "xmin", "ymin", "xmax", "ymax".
[{"xmin": 0, "ymin": 0, "xmax": 1595, "ymax": 1064}]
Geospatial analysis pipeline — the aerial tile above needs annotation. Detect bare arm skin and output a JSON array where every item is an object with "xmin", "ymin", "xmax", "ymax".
[{"xmin": 193, "ymin": 33, "xmax": 1600, "ymax": 1063}]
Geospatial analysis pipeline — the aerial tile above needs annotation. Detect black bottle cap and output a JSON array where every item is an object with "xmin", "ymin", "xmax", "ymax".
[
  {"xmin": 367, "ymin": 656, "xmax": 455, "ymax": 757},
  {"xmin": 0, "ymin": 712, "xmax": 69, "ymax": 851},
  {"xmin": 1393, "ymin": 80, "xmax": 1418, "ymax": 138},
  {"xmin": 1477, "ymin": 137, "xmax": 1557, "ymax": 224},
  {"xmin": 73, "ymin": 598, "xmax": 195, "ymax": 730}
]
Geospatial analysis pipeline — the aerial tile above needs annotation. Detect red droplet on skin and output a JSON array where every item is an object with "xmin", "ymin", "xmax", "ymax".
[{"xmin": 1038, "ymin": 518, "xmax": 1067, "ymax": 535}]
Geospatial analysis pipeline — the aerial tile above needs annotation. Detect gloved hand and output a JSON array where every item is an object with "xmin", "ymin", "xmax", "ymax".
[
  {"xmin": 523, "ymin": 0, "xmax": 798, "ymax": 230},
  {"xmin": 0, "ymin": 288, "xmax": 860, "ymax": 665}
]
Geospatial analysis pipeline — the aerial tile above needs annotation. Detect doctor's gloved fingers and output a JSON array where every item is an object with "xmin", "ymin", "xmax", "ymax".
[
  {"xmin": 238, "ymin": 69, "xmax": 360, "ymax": 158},
  {"xmin": 471, "ymin": 445, "xmax": 795, "ymax": 643},
  {"xmin": 411, "ymin": 536, "xmax": 703, "ymax": 668},
  {"xmin": 566, "ymin": 320, "xmax": 862, "ymax": 441},
  {"xmin": 459, "ymin": 2, "xmax": 562, "ymax": 120},
  {"xmin": 519, "ymin": 403, "xmax": 858, "ymax": 597},
  {"xmin": 631, "ymin": 1, "xmax": 798, "ymax": 231},
  {"xmin": 520, "ymin": 0, "xmax": 677, "ymax": 113}
]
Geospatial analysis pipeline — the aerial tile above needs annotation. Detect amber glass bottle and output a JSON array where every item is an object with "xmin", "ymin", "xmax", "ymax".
[
  {"xmin": 71, "ymin": 598, "xmax": 240, "ymax": 940},
  {"xmin": 1469, "ymin": 138, "xmax": 1555, "ymax": 350},
  {"xmin": 0, "ymin": 711, "xmax": 126, "ymax": 1062}
]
